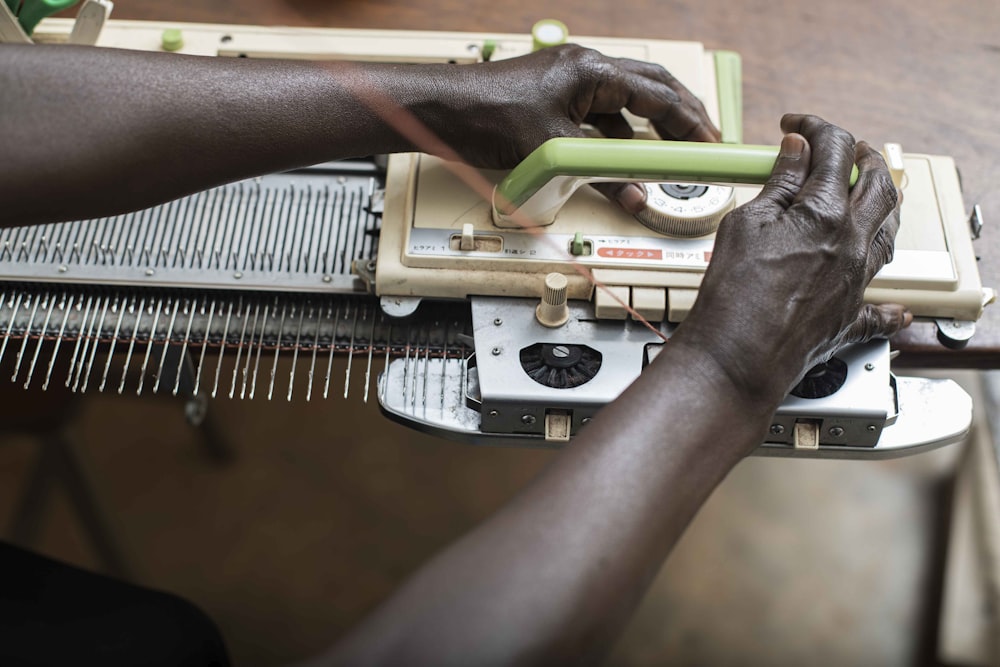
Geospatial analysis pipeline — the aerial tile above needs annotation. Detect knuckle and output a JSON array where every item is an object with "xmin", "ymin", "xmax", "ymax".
[{"xmin": 763, "ymin": 171, "xmax": 802, "ymax": 202}]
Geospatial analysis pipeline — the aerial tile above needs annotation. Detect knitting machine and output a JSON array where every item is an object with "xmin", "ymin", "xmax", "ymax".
[{"xmin": 2, "ymin": 18, "xmax": 991, "ymax": 457}]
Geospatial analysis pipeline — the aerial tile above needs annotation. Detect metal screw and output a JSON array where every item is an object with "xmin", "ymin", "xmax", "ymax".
[
  {"xmin": 865, "ymin": 363, "xmax": 875, "ymax": 371},
  {"xmin": 829, "ymin": 426, "xmax": 845, "ymax": 437},
  {"xmin": 145, "ymin": 268, "xmax": 155, "ymax": 276},
  {"xmin": 57, "ymin": 265, "xmax": 67, "ymax": 273},
  {"xmin": 551, "ymin": 345, "xmax": 570, "ymax": 358},
  {"xmin": 521, "ymin": 414, "xmax": 536, "ymax": 425},
  {"xmin": 770, "ymin": 424, "xmax": 785, "ymax": 435},
  {"xmin": 492, "ymin": 347, "xmax": 502, "ymax": 356},
  {"xmin": 493, "ymin": 318, "xmax": 503, "ymax": 326},
  {"xmin": 867, "ymin": 425, "xmax": 877, "ymax": 433},
  {"xmin": 233, "ymin": 271, "xmax": 243, "ymax": 279},
  {"xmin": 581, "ymin": 418, "xmax": 592, "ymax": 425},
  {"xmin": 489, "ymin": 410, "xmax": 499, "ymax": 418},
  {"xmin": 322, "ymin": 275, "xmax": 333, "ymax": 283}
]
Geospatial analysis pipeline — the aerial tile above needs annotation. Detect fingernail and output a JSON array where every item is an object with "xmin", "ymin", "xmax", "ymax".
[
  {"xmin": 615, "ymin": 184, "xmax": 647, "ymax": 214},
  {"xmin": 902, "ymin": 310, "xmax": 913, "ymax": 327},
  {"xmin": 778, "ymin": 134, "xmax": 805, "ymax": 159}
]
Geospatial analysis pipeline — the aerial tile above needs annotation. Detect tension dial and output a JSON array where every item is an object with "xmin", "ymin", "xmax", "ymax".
[{"xmin": 634, "ymin": 182, "xmax": 736, "ymax": 237}]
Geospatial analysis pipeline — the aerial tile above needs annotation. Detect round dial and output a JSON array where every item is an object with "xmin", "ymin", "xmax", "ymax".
[{"xmin": 635, "ymin": 182, "xmax": 736, "ymax": 237}]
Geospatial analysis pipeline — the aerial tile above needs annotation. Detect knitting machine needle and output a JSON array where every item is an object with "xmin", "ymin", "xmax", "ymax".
[
  {"xmin": 42, "ymin": 293, "xmax": 74, "ymax": 391},
  {"xmin": 287, "ymin": 303, "xmax": 305, "ymax": 402},
  {"xmin": 249, "ymin": 302, "xmax": 270, "ymax": 400},
  {"xmin": 212, "ymin": 299, "xmax": 235, "ymax": 399},
  {"xmin": 305, "ymin": 305, "xmax": 318, "ymax": 402},
  {"xmin": 363, "ymin": 309, "xmax": 377, "ymax": 404},
  {"xmin": 267, "ymin": 301, "xmax": 288, "ymax": 401},
  {"xmin": 118, "ymin": 296, "xmax": 146, "ymax": 394},
  {"xmin": 136, "ymin": 297, "xmax": 164, "ymax": 396},
  {"xmin": 152, "ymin": 297, "xmax": 180, "ymax": 394},
  {"xmin": 99, "ymin": 295, "xmax": 128, "ymax": 392},
  {"xmin": 323, "ymin": 301, "xmax": 339, "ymax": 400},
  {"xmin": 173, "ymin": 297, "xmax": 198, "ymax": 396},
  {"xmin": 343, "ymin": 303, "xmax": 359, "ymax": 400},
  {"xmin": 193, "ymin": 299, "xmax": 217, "ymax": 397}
]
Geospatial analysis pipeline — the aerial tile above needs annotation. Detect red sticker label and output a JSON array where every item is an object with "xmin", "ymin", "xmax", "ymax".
[{"xmin": 596, "ymin": 247, "xmax": 663, "ymax": 260}]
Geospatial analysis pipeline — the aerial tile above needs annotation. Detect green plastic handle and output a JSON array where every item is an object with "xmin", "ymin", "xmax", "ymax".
[
  {"xmin": 16, "ymin": 0, "xmax": 80, "ymax": 35},
  {"xmin": 496, "ymin": 138, "xmax": 859, "ymax": 215}
]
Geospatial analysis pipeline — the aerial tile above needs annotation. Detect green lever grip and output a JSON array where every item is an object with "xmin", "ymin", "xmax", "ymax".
[
  {"xmin": 492, "ymin": 138, "xmax": 860, "ymax": 227},
  {"xmin": 16, "ymin": 0, "xmax": 80, "ymax": 35}
]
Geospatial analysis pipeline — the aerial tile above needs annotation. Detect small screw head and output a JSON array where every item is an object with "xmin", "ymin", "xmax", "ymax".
[
  {"xmin": 770, "ymin": 424, "xmax": 785, "ymax": 435},
  {"xmin": 493, "ymin": 318, "xmax": 503, "ymax": 326},
  {"xmin": 233, "ymin": 271, "xmax": 243, "ymax": 279},
  {"xmin": 145, "ymin": 268, "xmax": 155, "ymax": 276},
  {"xmin": 521, "ymin": 414, "xmax": 536, "ymax": 425},
  {"xmin": 58, "ymin": 265, "xmax": 68, "ymax": 273},
  {"xmin": 867, "ymin": 424, "xmax": 877, "ymax": 433},
  {"xmin": 829, "ymin": 426, "xmax": 845, "ymax": 437},
  {"xmin": 322, "ymin": 275, "xmax": 333, "ymax": 283},
  {"xmin": 488, "ymin": 410, "xmax": 499, "ymax": 418},
  {"xmin": 865, "ymin": 363, "xmax": 875, "ymax": 371},
  {"xmin": 491, "ymin": 347, "xmax": 502, "ymax": 356},
  {"xmin": 551, "ymin": 345, "xmax": 570, "ymax": 358}
]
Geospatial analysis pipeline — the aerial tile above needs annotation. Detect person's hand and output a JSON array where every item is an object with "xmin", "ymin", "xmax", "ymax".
[
  {"xmin": 670, "ymin": 114, "xmax": 909, "ymax": 411},
  {"xmin": 424, "ymin": 44, "xmax": 719, "ymax": 207}
]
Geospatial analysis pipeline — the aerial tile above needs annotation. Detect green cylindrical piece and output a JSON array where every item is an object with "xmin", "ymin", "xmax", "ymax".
[{"xmin": 531, "ymin": 19, "xmax": 568, "ymax": 51}]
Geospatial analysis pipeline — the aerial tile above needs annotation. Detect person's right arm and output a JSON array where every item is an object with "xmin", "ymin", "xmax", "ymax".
[{"xmin": 318, "ymin": 115, "xmax": 908, "ymax": 666}]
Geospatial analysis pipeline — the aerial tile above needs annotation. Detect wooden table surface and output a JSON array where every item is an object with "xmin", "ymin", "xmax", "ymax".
[{"xmin": 58, "ymin": 0, "xmax": 1000, "ymax": 368}]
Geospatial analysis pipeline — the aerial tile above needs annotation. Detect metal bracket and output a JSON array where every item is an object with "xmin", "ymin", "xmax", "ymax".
[{"xmin": 969, "ymin": 203, "xmax": 984, "ymax": 240}]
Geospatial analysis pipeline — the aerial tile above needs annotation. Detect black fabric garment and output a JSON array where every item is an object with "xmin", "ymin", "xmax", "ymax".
[{"xmin": 0, "ymin": 541, "xmax": 230, "ymax": 666}]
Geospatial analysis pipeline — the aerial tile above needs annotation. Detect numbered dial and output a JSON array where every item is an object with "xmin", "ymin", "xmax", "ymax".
[{"xmin": 635, "ymin": 183, "xmax": 736, "ymax": 237}]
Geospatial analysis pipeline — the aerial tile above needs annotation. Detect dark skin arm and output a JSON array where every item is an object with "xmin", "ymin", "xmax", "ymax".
[
  {"xmin": 2, "ymin": 43, "xmax": 905, "ymax": 665},
  {"xmin": 319, "ymin": 118, "xmax": 908, "ymax": 666},
  {"xmin": 0, "ymin": 43, "xmax": 717, "ymax": 226}
]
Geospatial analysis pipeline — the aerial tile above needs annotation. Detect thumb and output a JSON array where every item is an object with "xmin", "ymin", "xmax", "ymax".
[
  {"xmin": 752, "ymin": 132, "xmax": 811, "ymax": 213},
  {"xmin": 842, "ymin": 303, "xmax": 913, "ymax": 343}
]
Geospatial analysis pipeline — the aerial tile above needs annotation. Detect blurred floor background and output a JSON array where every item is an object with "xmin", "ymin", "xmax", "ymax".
[{"xmin": 0, "ymin": 355, "xmax": 961, "ymax": 666}]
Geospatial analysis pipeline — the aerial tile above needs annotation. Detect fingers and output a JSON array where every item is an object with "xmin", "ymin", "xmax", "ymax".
[
  {"xmin": 748, "ymin": 133, "xmax": 811, "ymax": 213},
  {"xmin": 842, "ymin": 303, "xmax": 913, "ymax": 343},
  {"xmin": 850, "ymin": 141, "xmax": 900, "ymax": 239},
  {"xmin": 613, "ymin": 58, "xmax": 721, "ymax": 143},
  {"xmin": 584, "ymin": 111, "xmax": 634, "ymax": 140},
  {"xmin": 592, "ymin": 182, "xmax": 647, "ymax": 214},
  {"xmin": 780, "ymin": 114, "xmax": 855, "ymax": 215}
]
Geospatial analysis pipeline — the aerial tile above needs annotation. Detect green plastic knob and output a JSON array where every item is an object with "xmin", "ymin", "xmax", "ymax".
[{"xmin": 161, "ymin": 28, "xmax": 184, "ymax": 52}]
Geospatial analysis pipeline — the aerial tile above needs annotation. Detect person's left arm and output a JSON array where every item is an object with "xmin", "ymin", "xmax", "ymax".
[{"xmin": 0, "ymin": 43, "xmax": 717, "ymax": 226}]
